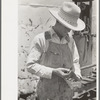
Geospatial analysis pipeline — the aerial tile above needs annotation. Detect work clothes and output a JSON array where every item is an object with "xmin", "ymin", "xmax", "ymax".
[{"xmin": 27, "ymin": 28, "xmax": 81, "ymax": 100}]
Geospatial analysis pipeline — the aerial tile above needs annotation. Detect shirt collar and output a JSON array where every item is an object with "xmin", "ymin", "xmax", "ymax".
[{"xmin": 50, "ymin": 27, "xmax": 70, "ymax": 42}]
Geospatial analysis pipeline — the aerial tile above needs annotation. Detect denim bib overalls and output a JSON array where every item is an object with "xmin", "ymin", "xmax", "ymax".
[{"xmin": 37, "ymin": 39, "xmax": 74, "ymax": 100}]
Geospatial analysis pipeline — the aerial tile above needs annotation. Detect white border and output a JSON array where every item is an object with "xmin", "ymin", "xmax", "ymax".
[
  {"xmin": 2, "ymin": 0, "xmax": 18, "ymax": 100},
  {"xmin": 96, "ymin": 0, "xmax": 99, "ymax": 100},
  {"xmin": 1, "ymin": 0, "xmax": 99, "ymax": 100}
]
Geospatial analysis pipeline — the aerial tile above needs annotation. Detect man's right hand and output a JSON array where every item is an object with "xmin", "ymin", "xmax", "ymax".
[{"xmin": 52, "ymin": 68, "xmax": 71, "ymax": 79}]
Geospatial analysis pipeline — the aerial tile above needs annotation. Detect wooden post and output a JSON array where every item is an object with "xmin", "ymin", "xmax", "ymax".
[{"xmin": 89, "ymin": 0, "xmax": 92, "ymax": 33}]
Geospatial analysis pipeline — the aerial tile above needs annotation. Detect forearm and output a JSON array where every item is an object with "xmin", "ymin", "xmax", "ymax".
[
  {"xmin": 27, "ymin": 63, "xmax": 54, "ymax": 79},
  {"xmin": 73, "ymin": 41, "xmax": 82, "ymax": 78},
  {"xmin": 73, "ymin": 62, "xmax": 82, "ymax": 78}
]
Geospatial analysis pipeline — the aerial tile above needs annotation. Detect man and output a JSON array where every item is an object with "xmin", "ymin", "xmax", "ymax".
[{"xmin": 27, "ymin": 2, "xmax": 85, "ymax": 100}]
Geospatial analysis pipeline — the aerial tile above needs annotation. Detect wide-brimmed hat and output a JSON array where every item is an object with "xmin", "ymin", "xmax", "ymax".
[{"xmin": 49, "ymin": 2, "xmax": 85, "ymax": 31}]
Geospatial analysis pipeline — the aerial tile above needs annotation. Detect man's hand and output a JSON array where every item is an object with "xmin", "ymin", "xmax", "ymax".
[{"xmin": 52, "ymin": 68, "xmax": 71, "ymax": 78}]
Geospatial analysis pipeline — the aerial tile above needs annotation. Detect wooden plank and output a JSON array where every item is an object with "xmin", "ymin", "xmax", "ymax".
[
  {"xmin": 73, "ymin": 82, "xmax": 96, "ymax": 98},
  {"xmin": 73, "ymin": 0, "xmax": 94, "ymax": 2},
  {"xmin": 81, "ymin": 64, "xmax": 96, "ymax": 70}
]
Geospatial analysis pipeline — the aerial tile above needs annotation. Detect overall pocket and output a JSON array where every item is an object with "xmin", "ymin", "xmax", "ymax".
[{"xmin": 47, "ymin": 49, "xmax": 61, "ymax": 67}]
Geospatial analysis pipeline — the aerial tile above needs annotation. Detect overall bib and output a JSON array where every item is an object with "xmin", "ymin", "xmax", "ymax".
[{"xmin": 37, "ymin": 40, "xmax": 74, "ymax": 100}]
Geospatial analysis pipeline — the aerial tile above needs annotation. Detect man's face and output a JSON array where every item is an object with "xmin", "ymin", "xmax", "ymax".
[
  {"xmin": 57, "ymin": 22, "xmax": 71, "ymax": 37},
  {"xmin": 59, "ymin": 22, "xmax": 71, "ymax": 37}
]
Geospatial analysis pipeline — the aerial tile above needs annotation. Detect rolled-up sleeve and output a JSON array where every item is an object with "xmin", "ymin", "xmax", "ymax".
[
  {"xmin": 26, "ymin": 35, "xmax": 53, "ymax": 79},
  {"xmin": 73, "ymin": 41, "xmax": 82, "ymax": 78}
]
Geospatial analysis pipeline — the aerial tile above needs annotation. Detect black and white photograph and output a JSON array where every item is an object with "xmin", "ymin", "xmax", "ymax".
[{"xmin": 18, "ymin": 0, "xmax": 98, "ymax": 100}]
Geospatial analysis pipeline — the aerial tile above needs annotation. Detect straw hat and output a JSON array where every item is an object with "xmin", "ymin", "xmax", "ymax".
[{"xmin": 49, "ymin": 2, "xmax": 85, "ymax": 31}]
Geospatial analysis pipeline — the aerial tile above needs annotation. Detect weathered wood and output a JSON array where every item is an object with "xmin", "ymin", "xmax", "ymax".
[
  {"xmin": 73, "ymin": 0, "xmax": 94, "ymax": 2},
  {"xmin": 81, "ymin": 64, "xmax": 96, "ymax": 70}
]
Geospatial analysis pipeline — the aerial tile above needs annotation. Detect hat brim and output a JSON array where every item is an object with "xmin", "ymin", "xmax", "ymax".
[{"xmin": 49, "ymin": 9, "xmax": 85, "ymax": 31}]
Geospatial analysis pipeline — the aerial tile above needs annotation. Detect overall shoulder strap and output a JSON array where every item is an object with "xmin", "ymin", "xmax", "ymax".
[
  {"xmin": 44, "ymin": 30, "xmax": 51, "ymax": 52},
  {"xmin": 68, "ymin": 36, "xmax": 74, "ymax": 55}
]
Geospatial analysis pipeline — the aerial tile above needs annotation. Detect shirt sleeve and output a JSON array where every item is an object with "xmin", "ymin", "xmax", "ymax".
[
  {"xmin": 73, "ymin": 41, "xmax": 82, "ymax": 78},
  {"xmin": 26, "ymin": 35, "xmax": 54, "ymax": 79}
]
